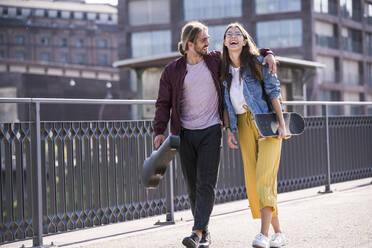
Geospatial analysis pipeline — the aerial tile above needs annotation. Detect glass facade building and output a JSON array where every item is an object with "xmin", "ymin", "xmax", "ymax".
[{"xmin": 118, "ymin": 0, "xmax": 372, "ymax": 116}]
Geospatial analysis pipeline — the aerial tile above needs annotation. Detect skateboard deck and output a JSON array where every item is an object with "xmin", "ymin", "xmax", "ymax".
[
  {"xmin": 142, "ymin": 135, "xmax": 180, "ymax": 189},
  {"xmin": 254, "ymin": 112, "xmax": 305, "ymax": 138}
]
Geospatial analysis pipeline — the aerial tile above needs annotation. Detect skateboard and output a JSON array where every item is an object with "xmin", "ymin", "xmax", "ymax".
[
  {"xmin": 253, "ymin": 112, "xmax": 305, "ymax": 138},
  {"xmin": 142, "ymin": 135, "xmax": 180, "ymax": 189}
]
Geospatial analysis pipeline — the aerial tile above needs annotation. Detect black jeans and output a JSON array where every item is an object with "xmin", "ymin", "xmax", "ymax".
[{"xmin": 179, "ymin": 124, "xmax": 221, "ymax": 231}]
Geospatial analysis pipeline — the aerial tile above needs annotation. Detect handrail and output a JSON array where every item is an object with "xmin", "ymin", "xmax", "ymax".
[
  {"xmin": 0, "ymin": 98, "xmax": 371, "ymax": 106},
  {"xmin": 0, "ymin": 98, "xmax": 156, "ymax": 104},
  {"xmin": 282, "ymin": 101, "xmax": 372, "ymax": 106},
  {"xmin": 0, "ymin": 97, "xmax": 371, "ymax": 247}
]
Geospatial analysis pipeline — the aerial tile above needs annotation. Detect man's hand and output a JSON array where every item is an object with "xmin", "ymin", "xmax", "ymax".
[
  {"xmin": 262, "ymin": 54, "xmax": 277, "ymax": 75},
  {"xmin": 154, "ymin": 134, "xmax": 166, "ymax": 149}
]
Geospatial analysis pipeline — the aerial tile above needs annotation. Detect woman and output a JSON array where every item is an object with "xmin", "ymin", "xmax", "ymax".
[{"xmin": 221, "ymin": 23, "xmax": 287, "ymax": 248}]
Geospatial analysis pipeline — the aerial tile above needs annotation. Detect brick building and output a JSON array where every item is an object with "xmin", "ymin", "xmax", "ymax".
[{"xmin": 0, "ymin": 0, "xmax": 135, "ymax": 121}]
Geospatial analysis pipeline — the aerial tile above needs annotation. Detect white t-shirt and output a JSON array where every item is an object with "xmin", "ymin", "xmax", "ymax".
[{"xmin": 229, "ymin": 66, "xmax": 247, "ymax": 114}]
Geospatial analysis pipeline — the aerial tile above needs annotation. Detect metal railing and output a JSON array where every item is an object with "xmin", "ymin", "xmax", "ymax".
[{"xmin": 0, "ymin": 98, "xmax": 371, "ymax": 247}]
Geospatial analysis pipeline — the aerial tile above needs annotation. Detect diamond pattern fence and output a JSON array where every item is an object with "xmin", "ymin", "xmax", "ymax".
[{"xmin": 1, "ymin": 116, "xmax": 372, "ymax": 244}]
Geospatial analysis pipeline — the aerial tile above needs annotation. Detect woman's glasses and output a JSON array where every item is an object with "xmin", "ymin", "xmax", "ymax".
[{"xmin": 225, "ymin": 32, "xmax": 243, "ymax": 38}]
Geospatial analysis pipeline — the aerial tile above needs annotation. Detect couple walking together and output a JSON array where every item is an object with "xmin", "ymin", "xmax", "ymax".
[{"xmin": 153, "ymin": 21, "xmax": 287, "ymax": 248}]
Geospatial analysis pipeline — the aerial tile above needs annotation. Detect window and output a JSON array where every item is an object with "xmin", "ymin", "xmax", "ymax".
[
  {"xmin": 16, "ymin": 8, "xmax": 22, "ymax": 16},
  {"xmin": 22, "ymin": 9, "xmax": 31, "ymax": 17},
  {"xmin": 111, "ymin": 14, "xmax": 118, "ymax": 23},
  {"xmin": 0, "ymin": 34, "xmax": 5, "ymax": 44},
  {"xmin": 315, "ymin": 21, "xmax": 338, "ymax": 49},
  {"xmin": 366, "ymin": 33, "xmax": 372, "ymax": 56},
  {"xmin": 342, "ymin": 59, "xmax": 360, "ymax": 85},
  {"xmin": 367, "ymin": 94, "xmax": 372, "ymax": 115},
  {"xmin": 367, "ymin": 63, "xmax": 372, "ymax": 86},
  {"xmin": 61, "ymin": 11, "xmax": 71, "ymax": 19},
  {"xmin": 15, "ymin": 52, "xmax": 25, "ymax": 61},
  {"xmin": 76, "ymin": 54, "xmax": 85, "ymax": 64},
  {"xmin": 129, "ymin": 0, "xmax": 170, "ymax": 26},
  {"xmin": 366, "ymin": 2, "xmax": 372, "ymax": 25},
  {"xmin": 314, "ymin": 0, "xmax": 337, "ymax": 15},
  {"xmin": 40, "ymin": 37, "xmax": 50, "ymax": 46},
  {"xmin": 74, "ymin": 12, "xmax": 83, "ymax": 19},
  {"xmin": 184, "ymin": 0, "xmax": 241, "ymax": 20},
  {"xmin": 14, "ymin": 35, "xmax": 24, "ymax": 45},
  {"xmin": 98, "ymin": 13, "xmax": 109, "ymax": 22},
  {"xmin": 316, "ymin": 55, "xmax": 336, "ymax": 82},
  {"xmin": 8, "ymin": 8, "xmax": 16, "ymax": 17},
  {"xmin": 0, "ymin": 50, "xmax": 6, "ymax": 58},
  {"xmin": 131, "ymin": 30, "xmax": 171, "ymax": 57},
  {"xmin": 2, "ymin": 7, "xmax": 8, "ymax": 16},
  {"xmin": 35, "ymin": 9, "xmax": 44, "ymax": 17},
  {"xmin": 97, "ymin": 55, "xmax": 108, "ymax": 66},
  {"xmin": 97, "ymin": 39, "xmax": 108, "ymax": 48},
  {"xmin": 319, "ymin": 90, "xmax": 341, "ymax": 115},
  {"xmin": 342, "ymin": 28, "xmax": 362, "ymax": 53},
  {"xmin": 58, "ymin": 38, "xmax": 68, "ymax": 47},
  {"xmin": 40, "ymin": 53, "xmax": 50, "ymax": 62},
  {"xmin": 366, "ymin": 94, "xmax": 372, "ymax": 115},
  {"xmin": 256, "ymin": 19, "xmax": 302, "ymax": 48},
  {"xmin": 343, "ymin": 92, "xmax": 361, "ymax": 115},
  {"xmin": 58, "ymin": 53, "xmax": 68, "ymax": 64},
  {"xmin": 87, "ymin": 12, "xmax": 97, "ymax": 20},
  {"xmin": 48, "ymin": 10, "xmax": 57, "ymax": 18},
  {"xmin": 75, "ymin": 39, "xmax": 84, "ymax": 48},
  {"xmin": 340, "ymin": 0, "xmax": 361, "ymax": 21},
  {"xmin": 208, "ymin": 25, "xmax": 226, "ymax": 51},
  {"xmin": 256, "ymin": 0, "xmax": 300, "ymax": 14}
]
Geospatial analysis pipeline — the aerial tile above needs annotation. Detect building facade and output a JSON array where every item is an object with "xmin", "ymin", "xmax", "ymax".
[
  {"xmin": 117, "ymin": 0, "xmax": 372, "ymax": 115},
  {"xmin": 0, "ymin": 0, "xmax": 118, "ymax": 67},
  {"xmin": 0, "ymin": 0, "xmax": 135, "ymax": 121}
]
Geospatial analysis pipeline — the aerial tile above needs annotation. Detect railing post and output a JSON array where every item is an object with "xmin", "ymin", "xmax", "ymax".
[
  {"xmin": 320, "ymin": 104, "xmax": 333, "ymax": 194},
  {"xmin": 165, "ymin": 159, "xmax": 175, "ymax": 223},
  {"xmin": 165, "ymin": 124, "xmax": 175, "ymax": 224},
  {"xmin": 30, "ymin": 102, "xmax": 44, "ymax": 247}
]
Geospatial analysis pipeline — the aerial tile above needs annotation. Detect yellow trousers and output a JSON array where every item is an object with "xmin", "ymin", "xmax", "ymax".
[{"xmin": 237, "ymin": 110, "xmax": 282, "ymax": 219}]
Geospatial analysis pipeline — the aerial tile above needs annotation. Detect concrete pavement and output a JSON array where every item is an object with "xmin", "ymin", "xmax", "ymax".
[{"xmin": 3, "ymin": 177, "xmax": 372, "ymax": 248}]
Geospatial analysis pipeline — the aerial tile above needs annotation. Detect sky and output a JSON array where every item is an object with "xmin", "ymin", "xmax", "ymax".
[{"xmin": 85, "ymin": 0, "xmax": 117, "ymax": 5}]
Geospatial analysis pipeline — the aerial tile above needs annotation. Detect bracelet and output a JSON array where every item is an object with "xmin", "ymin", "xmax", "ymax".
[{"xmin": 225, "ymin": 126, "xmax": 230, "ymax": 130}]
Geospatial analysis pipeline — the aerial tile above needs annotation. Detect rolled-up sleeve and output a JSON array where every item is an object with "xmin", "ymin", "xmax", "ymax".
[{"xmin": 262, "ymin": 65, "xmax": 280, "ymax": 99}]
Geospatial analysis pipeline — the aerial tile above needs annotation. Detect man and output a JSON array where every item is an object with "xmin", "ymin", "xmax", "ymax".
[{"xmin": 153, "ymin": 21, "xmax": 276, "ymax": 248}]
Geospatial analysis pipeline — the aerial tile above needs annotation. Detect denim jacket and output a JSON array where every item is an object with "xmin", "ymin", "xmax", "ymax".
[{"xmin": 222, "ymin": 56, "xmax": 281, "ymax": 133}]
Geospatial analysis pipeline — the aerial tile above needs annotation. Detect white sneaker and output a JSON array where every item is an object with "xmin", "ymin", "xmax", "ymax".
[
  {"xmin": 252, "ymin": 233, "xmax": 270, "ymax": 248},
  {"xmin": 270, "ymin": 232, "xmax": 287, "ymax": 247}
]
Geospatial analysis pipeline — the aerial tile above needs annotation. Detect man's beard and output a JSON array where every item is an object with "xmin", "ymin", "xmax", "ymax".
[{"xmin": 195, "ymin": 45, "xmax": 208, "ymax": 56}]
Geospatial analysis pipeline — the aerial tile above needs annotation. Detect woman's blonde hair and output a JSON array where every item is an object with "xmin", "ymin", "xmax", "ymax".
[{"xmin": 178, "ymin": 21, "xmax": 208, "ymax": 55}]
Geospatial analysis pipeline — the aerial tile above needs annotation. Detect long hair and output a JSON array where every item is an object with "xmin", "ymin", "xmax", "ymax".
[
  {"xmin": 178, "ymin": 21, "xmax": 208, "ymax": 55},
  {"xmin": 220, "ymin": 23, "xmax": 262, "ymax": 90}
]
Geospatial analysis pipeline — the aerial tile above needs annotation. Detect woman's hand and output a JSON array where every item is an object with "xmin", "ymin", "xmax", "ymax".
[
  {"xmin": 270, "ymin": 97, "xmax": 286, "ymax": 139},
  {"xmin": 227, "ymin": 129, "xmax": 239, "ymax": 149},
  {"xmin": 277, "ymin": 123, "xmax": 286, "ymax": 139}
]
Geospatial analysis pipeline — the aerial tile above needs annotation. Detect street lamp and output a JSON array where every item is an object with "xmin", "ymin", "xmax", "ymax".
[{"xmin": 98, "ymin": 81, "xmax": 113, "ymax": 120}]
